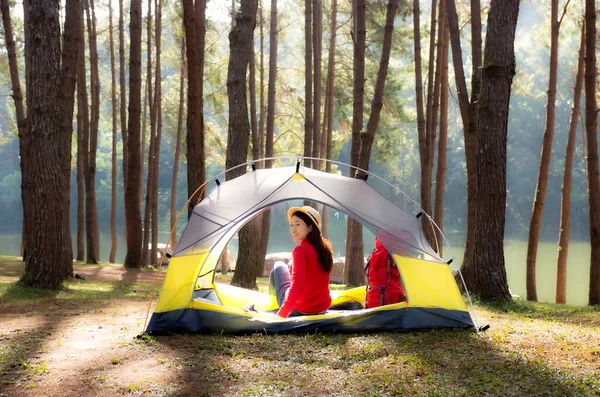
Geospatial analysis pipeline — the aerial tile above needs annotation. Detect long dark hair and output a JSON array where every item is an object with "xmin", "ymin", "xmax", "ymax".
[{"xmin": 293, "ymin": 211, "xmax": 334, "ymax": 272}]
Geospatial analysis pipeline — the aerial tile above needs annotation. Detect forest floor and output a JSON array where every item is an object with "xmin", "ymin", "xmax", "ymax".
[{"xmin": 1, "ymin": 255, "xmax": 599, "ymax": 396}]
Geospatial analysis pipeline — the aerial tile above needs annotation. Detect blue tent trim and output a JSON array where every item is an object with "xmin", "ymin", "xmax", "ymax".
[{"xmin": 146, "ymin": 307, "xmax": 474, "ymax": 335}]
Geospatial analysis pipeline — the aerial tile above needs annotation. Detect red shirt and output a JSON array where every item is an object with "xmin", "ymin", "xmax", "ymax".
[{"xmin": 277, "ymin": 239, "xmax": 332, "ymax": 318}]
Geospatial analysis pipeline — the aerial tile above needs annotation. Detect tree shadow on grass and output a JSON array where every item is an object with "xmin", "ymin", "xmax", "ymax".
[
  {"xmin": 478, "ymin": 299, "xmax": 600, "ymax": 328},
  {"xmin": 152, "ymin": 329, "xmax": 596, "ymax": 396}
]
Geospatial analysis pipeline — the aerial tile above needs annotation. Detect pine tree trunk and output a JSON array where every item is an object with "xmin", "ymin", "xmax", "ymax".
[
  {"xmin": 434, "ymin": 16, "xmax": 449, "ymax": 256},
  {"xmin": 142, "ymin": 0, "xmax": 154, "ymax": 267},
  {"xmin": 108, "ymin": 0, "xmax": 118, "ymax": 263},
  {"xmin": 312, "ymin": 0, "xmax": 322, "ymax": 169},
  {"xmin": 257, "ymin": 0, "xmax": 278, "ymax": 277},
  {"xmin": 258, "ymin": 2, "xmax": 265, "ymax": 160},
  {"xmin": 419, "ymin": 0, "xmax": 437, "ymax": 249},
  {"xmin": 321, "ymin": 0, "xmax": 337, "ymax": 237},
  {"xmin": 227, "ymin": 0, "xmax": 259, "ymax": 289},
  {"xmin": 170, "ymin": 38, "xmax": 185, "ymax": 250},
  {"xmin": 446, "ymin": 0, "xmax": 480, "ymax": 288},
  {"xmin": 526, "ymin": 0, "xmax": 560, "ymax": 302},
  {"xmin": 20, "ymin": 0, "xmax": 75, "ymax": 289},
  {"xmin": 413, "ymin": 0, "xmax": 425, "ymax": 172},
  {"xmin": 421, "ymin": 0, "xmax": 445, "ymax": 248},
  {"xmin": 151, "ymin": 0, "xmax": 162, "ymax": 268},
  {"xmin": 344, "ymin": 0, "xmax": 366, "ymax": 287},
  {"xmin": 303, "ymin": 0, "xmax": 313, "ymax": 169},
  {"xmin": 84, "ymin": 0, "xmax": 100, "ymax": 264},
  {"xmin": 77, "ymin": 2, "xmax": 91, "ymax": 262},
  {"xmin": 584, "ymin": 0, "xmax": 600, "ymax": 305},
  {"xmin": 556, "ymin": 24, "xmax": 584, "ymax": 304},
  {"xmin": 1, "ymin": 0, "xmax": 29, "ymax": 260},
  {"xmin": 257, "ymin": 1, "xmax": 269, "ymax": 272},
  {"xmin": 118, "ymin": 0, "xmax": 128, "ymax": 244},
  {"xmin": 470, "ymin": 0, "xmax": 518, "ymax": 301},
  {"xmin": 123, "ymin": 0, "xmax": 143, "ymax": 268},
  {"xmin": 76, "ymin": 102, "xmax": 85, "ymax": 261},
  {"xmin": 183, "ymin": 0, "xmax": 206, "ymax": 217}
]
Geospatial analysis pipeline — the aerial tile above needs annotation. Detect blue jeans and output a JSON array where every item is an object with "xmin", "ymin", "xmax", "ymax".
[
  {"xmin": 269, "ymin": 261, "xmax": 291, "ymax": 308},
  {"xmin": 268, "ymin": 261, "xmax": 325, "ymax": 317}
]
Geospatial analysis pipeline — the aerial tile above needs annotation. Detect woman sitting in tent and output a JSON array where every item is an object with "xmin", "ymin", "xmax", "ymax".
[{"xmin": 269, "ymin": 206, "xmax": 334, "ymax": 318}]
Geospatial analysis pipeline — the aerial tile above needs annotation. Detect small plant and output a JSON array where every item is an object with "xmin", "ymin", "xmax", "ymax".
[{"xmin": 111, "ymin": 357, "xmax": 120, "ymax": 365}]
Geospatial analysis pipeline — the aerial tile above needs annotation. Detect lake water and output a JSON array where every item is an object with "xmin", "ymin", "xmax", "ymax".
[{"xmin": 0, "ymin": 232, "xmax": 591, "ymax": 306}]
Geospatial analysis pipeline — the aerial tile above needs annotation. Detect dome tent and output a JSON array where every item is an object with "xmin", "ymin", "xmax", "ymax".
[{"xmin": 145, "ymin": 159, "xmax": 476, "ymax": 334}]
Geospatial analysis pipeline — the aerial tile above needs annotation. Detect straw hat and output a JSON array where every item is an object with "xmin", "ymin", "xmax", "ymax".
[{"xmin": 287, "ymin": 206, "xmax": 321, "ymax": 233}]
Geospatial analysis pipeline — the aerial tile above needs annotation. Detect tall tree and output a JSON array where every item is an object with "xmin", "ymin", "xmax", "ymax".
[
  {"xmin": 227, "ymin": 0, "xmax": 260, "ymax": 289},
  {"xmin": 76, "ymin": 0, "xmax": 90, "ymax": 263},
  {"xmin": 257, "ymin": 0, "xmax": 278, "ymax": 278},
  {"xmin": 183, "ymin": 0, "xmax": 206, "ymax": 217},
  {"xmin": 108, "ymin": 0, "xmax": 118, "ymax": 263},
  {"xmin": 446, "ymin": 0, "xmax": 482, "ymax": 287},
  {"xmin": 170, "ymin": 37, "xmax": 186, "ymax": 250},
  {"xmin": 150, "ymin": 0, "xmax": 163, "ymax": 267},
  {"xmin": 84, "ymin": 0, "xmax": 100, "ymax": 264},
  {"xmin": 320, "ymin": 0, "xmax": 337, "ymax": 237},
  {"xmin": 556, "ymin": 23, "xmax": 584, "ymax": 304},
  {"xmin": 20, "ymin": 0, "xmax": 79, "ymax": 288},
  {"xmin": 526, "ymin": 0, "xmax": 568, "ymax": 301},
  {"xmin": 433, "ymin": 13, "xmax": 449, "ymax": 255},
  {"xmin": 418, "ymin": 0, "xmax": 437, "ymax": 248},
  {"xmin": 1, "ymin": 0, "xmax": 28, "ymax": 260},
  {"xmin": 303, "ymin": 0, "xmax": 313, "ymax": 169},
  {"xmin": 119, "ymin": 0, "xmax": 128, "ymax": 243},
  {"xmin": 344, "ymin": 0, "xmax": 366, "ymax": 287},
  {"xmin": 124, "ymin": 0, "xmax": 143, "ymax": 268},
  {"xmin": 422, "ymin": 0, "xmax": 446, "ymax": 248},
  {"xmin": 469, "ymin": 0, "xmax": 518, "ymax": 301},
  {"xmin": 584, "ymin": 0, "xmax": 600, "ymax": 305},
  {"xmin": 142, "ymin": 0, "xmax": 155, "ymax": 266},
  {"xmin": 76, "ymin": 14, "xmax": 87, "ymax": 262},
  {"xmin": 312, "ymin": 0, "xmax": 322, "ymax": 169},
  {"xmin": 356, "ymin": 0, "xmax": 399, "ymax": 173},
  {"xmin": 258, "ymin": 1, "xmax": 265, "ymax": 160}
]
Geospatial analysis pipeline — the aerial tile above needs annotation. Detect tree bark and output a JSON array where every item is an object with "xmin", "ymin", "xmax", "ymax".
[
  {"xmin": 227, "ymin": 0, "xmax": 260, "ymax": 289},
  {"xmin": 556, "ymin": 23, "xmax": 584, "ymax": 304},
  {"xmin": 434, "ymin": 15, "xmax": 449, "ymax": 256},
  {"xmin": 526, "ymin": 0, "xmax": 561, "ymax": 302},
  {"xmin": 303, "ymin": 0, "xmax": 313, "ymax": 169},
  {"xmin": 584, "ymin": 0, "xmax": 600, "ymax": 305},
  {"xmin": 108, "ymin": 0, "xmax": 118, "ymax": 263},
  {"xmin": 446, "ymin": 0, "xmax": 481, "ymax": 286},
  {"xmin": 321, "ymin": 0, "xmax": 337, "ymax": 238},
  {"xmin": 142, "ymin": 0, "xmax": 154, "ymax": 267},
  {"xmin": 424, "ymin": 0, "xmax": 446, "ymax": 248},
  {"xmin": 258, "ymin": 2, "xmax": 265, "ymax": 160},
  {"xmin": 413, "ymin": 0, "xmax": 425, "ymax": 173},
  {"xmin": 344, "ymin": 0, "xmax": 366, "ymax": 287},
  {"xmin": 123, "ymin": 0, "xmax": 143, "ymax": 268},
  {"xmin": 84, "ymin": 0, "xmax": 100, "ymax": 264},
  {"xmin": 183, "ymin": 0, "xmax": 206, "ymax": 217},
  {"xmin": 77, "ymin": 0, "xmax": 91, "ymax": 262},
  {"xmin": 312, "ymin": 0, "xmax": 322, "ymax": 169},
  {"xmin": 1, "ymin": 0, "xmax": 29, "ymax": 260},
  {"xmin": 170, "ymin": 38, "xmax": 186, "ymax": 250},
  {"xmin": 20, "ymin": 0, "xmax": 77, "ymax": 289},
  {"xmin": 257, "ymin": 0, "xmax": 278, "ymax": 278},
  {"xmin": 150, "ymin": 0, "xmax": 163, "ymax": 268},
  {"xmin": 469, "ymin": 0, "xmax": 518, "ymax": 301},
  {"xmin": 119, "ymin": 0, "xmax": 128, "ymax": 244}
]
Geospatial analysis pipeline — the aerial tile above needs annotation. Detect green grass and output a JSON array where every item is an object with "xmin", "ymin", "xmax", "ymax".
[{"xmin": 1, "ymin": 255, "xmax": 600, "ymax": 396}]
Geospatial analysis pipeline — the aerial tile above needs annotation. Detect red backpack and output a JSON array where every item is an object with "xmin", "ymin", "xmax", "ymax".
[{"xmin": 365, "ymin": 238, "xmax": 407, "ymax": 308}]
